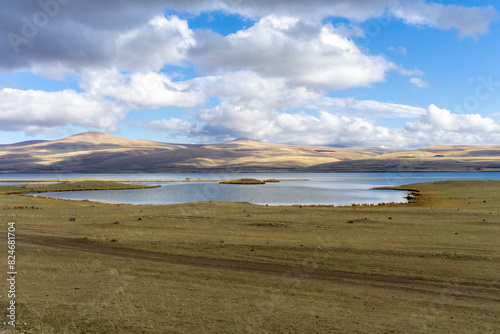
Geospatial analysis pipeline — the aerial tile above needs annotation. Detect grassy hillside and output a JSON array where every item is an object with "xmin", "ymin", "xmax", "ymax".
[{"xmin": 2, "ymin": 131, "xmax": 499, "ymax": 173}]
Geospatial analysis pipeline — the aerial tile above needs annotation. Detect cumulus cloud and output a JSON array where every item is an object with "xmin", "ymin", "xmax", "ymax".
[
  {"xmin": 195, "ymin": 103, "xmax": 277, "ymax": 141},
  {"xmin": 156, "ymin": 103, "xmax": 500, "ymax": 148},
  {"xmin": 0, "ymin": 67, "xmax": 207, "ymax": 136},
  {"xmin": 1, "ymin": 13, "xmax": 194, "ymax": 74},
  {"xmin": 200, "ymin": 71, "xmax": 322, "ymax": 109},
  {"xmin": 1, "ymin": 0, "xmax": 496, "ymax": 73},
  {"xmin": 139, "ymin": 70, "xmax": 324, "ymax": 136},
  {"xmin": 419, "ymin": 132, "xmax": 500, "ymax": 146},
  {"xmin": 189, "ymin": 103, "xmax": 415, "ymax": 147},
  {"xmin": 80, "ymin": 68, "xmax": 206, "ymax": 109},
  {"xmin": 114, "ymin": 16, "xmax": 195, "ymax": 71},
  {"xmin": 391, "ymin": 1, "xmax": 498, "ymax": 38},
  {"xmin": 406, "ymin": 104, "xmax": 500, "ymax": 133},
  {"xmin": 0, "ymin": 88, "xmax": 125, "ymax": 134},
  {"xmin": 191, "ymin": 16, "xmax": 394, "ymax": 89}
]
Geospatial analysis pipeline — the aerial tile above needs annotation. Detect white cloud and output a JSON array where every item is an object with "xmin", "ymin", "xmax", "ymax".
[
  {"xmin": 1, "ymin": 1, "xmax": 496, "ymax": 73},
  {"xmin": 311, "ymin": 97, "xmax": 426, "ymax": 118},
  {"xmin": 114, "ymin": 16, "xmax": 195, "ymax": 71},
  {"xmin": 186, "ymin": 102, "xmax": 411, "ymax": 147},
  {"xmin": 391, "ymin": 1, "xmax": 498, "ymax": 38},
  {"xmin": 195, "ymin": 103, "xmax": 277, "ymax": 140},
  {"xmin": 406, "ymin": 104, "xmax": 500, "ymax": 133},
  {"xmin": 142, "ymin": 118, "xmax": 195, "ymax": 131},
  {"xmin": 134, "ymin": 100, "xmax": 500, "ymax": 148},
  {"xmin": 1, "ymin": 14, "xmax": 194, "ymax": 75},
  {"xmin": 0, "ymin": 66, "xmax": 207, "ymax": 136},
  {"xmin": 80, "ymin": 68, "xmax": 206, "ymax": 109},
  {"xmin": 200, "ymin": 71, "xmax": 322, "ymax": 109},
  {"xmin": 190, "ymin": 16, "xmax": 395, "ymax": 89},
  {"xmin": 409, "ymin": 77, "xmax": 429, "ymax": 88},
  {"xmin": 171, "ymin": 103, "xmax": 500, "ymax": 148},
  {"xmin": 398, "ymin": 67, "xmax": 424, "ymax": 77},
  {"xmin": 416, "ymin": 131, "xmax": 500, "ymax": 146},
  {"xmin": 172, "ymin": 0, "xmax": 396, "ymax": 21},
  {"xmin": 0, "ymin": 88, "xmax": 125, "ymax": 134}
]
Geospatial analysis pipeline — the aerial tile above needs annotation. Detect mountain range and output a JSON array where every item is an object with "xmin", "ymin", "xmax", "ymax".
[{"xmin": 1, "ymin": 131, "xmax": 500, "ymax": 173}]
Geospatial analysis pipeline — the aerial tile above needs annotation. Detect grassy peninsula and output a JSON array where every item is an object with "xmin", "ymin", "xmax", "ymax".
[{"xmin": 219, "ymin": 178, "xmax": 267, "ymax": 184}]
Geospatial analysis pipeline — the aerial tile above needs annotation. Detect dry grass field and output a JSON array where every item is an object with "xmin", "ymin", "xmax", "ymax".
[{"xmin": 0, "ymin": 180, "xmax": 499, "ymax": 333}]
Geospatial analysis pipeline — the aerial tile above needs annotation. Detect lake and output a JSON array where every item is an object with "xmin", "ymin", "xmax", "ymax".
[{"xmin": 3, "ymin": 172, "xmax": 500, "ymax": 206}]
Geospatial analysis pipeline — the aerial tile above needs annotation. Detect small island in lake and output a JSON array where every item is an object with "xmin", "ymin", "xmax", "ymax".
[{"xmin": 219, "ymin": 178, "xmax": 268, "ymax": 184}]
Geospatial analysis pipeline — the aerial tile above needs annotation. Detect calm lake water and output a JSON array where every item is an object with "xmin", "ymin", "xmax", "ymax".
[{"xmin": 2, "ymin": 172, "xmax": 500, "ymax": 206}]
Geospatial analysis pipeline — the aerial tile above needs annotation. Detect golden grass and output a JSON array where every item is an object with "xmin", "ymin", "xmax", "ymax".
[{"xmin": 0, "ymin": 180, "xmax": 499, "ymax": 333}]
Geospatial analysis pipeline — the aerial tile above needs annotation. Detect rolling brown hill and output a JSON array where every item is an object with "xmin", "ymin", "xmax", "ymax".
[
  {"xmin": 0, "ymin": 131, "xmax": 499, "ymax": 173},
  {"xmin": 309, "ymin": 145, "xmax": 500, "ymax": 172}
]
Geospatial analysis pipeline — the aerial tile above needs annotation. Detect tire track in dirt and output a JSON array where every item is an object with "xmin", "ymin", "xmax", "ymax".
[{"xmin": 16, "ymin": 234, "xmax": 500, "ymax": 303}]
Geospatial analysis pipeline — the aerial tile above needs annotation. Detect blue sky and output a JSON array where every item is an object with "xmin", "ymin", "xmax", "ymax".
[{"xmin": 0, "ymin": 0, "xmax": 499, "ymax": 148}]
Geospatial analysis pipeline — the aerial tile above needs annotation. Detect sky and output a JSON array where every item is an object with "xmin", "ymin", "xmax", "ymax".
[{"xmin": 0, "ymin": 0, "xmax": 500, "ymax": 148}]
